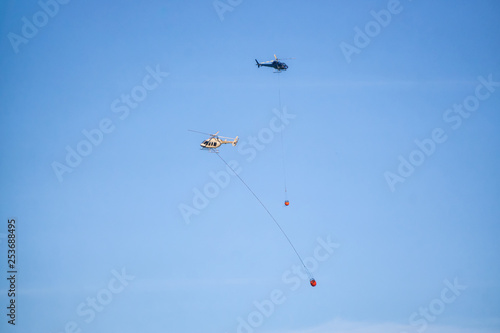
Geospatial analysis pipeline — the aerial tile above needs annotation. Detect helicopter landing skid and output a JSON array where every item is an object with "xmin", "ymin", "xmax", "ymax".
[{"xmin": 200, "ymin": 148, "xmax": 219, "ymax": 153}]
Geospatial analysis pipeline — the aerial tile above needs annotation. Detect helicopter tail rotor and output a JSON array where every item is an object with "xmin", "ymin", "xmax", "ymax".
[
  {"xmin": 232, "ymin": 136, "xmax": 239, "ymax": 146},
  {"xmin": 255, "ymin": 59, "xmax": 261, "ymax": 68}
]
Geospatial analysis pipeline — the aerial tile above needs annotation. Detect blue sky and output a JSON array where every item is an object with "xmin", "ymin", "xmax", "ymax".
[{"xmin": 1, "ymin": 1, "xmax": 499, "ymax": 332}]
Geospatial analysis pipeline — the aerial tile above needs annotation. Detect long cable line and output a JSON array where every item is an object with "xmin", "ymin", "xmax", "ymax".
[
  {"xmin": 216, "ymin": 152, "xmax": 313, "ymax": 280},
  {"xmin": 277, "ymin": 74, "xmax": 289, "ymax": 206}
]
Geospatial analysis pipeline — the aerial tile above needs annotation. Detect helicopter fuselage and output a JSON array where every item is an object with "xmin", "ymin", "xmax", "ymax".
[
  {"xmin": 201, "ymin": 138, "xmax": 221, "ymax": 149},
  {"xmin": 260, "ymin": 61, "xmax": 288, "ymax": 71},
  {"xmin": 195, "ymin": 130, "xmax": 238, "ymax": 152}
]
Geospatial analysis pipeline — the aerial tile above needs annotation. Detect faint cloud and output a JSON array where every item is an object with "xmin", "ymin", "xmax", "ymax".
[
  {"xmin": 278, "ymin": 79, "xmax": 483, "ymax": 89},
  {"xmin": 130, "ymin": 277, "xmax": 267, "ymax": 292},
  {"xmin": 269, "ymin": 319, "xmax": 500, "ymax": 333},
  {"xmin": 51, "ymin": 267, "xmax": 135, "ymax": 332}
]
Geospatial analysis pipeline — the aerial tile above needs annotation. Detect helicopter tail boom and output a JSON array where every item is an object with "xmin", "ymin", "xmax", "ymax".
[{"xmin": 219, "ymin": 136, "xmax": 239, "ymax": 146}]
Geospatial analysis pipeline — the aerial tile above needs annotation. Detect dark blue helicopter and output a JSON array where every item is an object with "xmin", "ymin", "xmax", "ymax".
[{"xmin": 255, "ymin": 54, "xmax": 294, "ymax": 72}]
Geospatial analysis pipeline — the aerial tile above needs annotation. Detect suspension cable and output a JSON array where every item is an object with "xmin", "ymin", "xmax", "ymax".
[{"xmin": 216, "ymin": 152, "xmax": 312, "ymax": 279}]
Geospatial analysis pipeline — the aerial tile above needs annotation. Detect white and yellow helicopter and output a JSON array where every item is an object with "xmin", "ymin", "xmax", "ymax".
[{"xmin": 189, "ymin": 130, "xmax": 238, "ymax": 152}]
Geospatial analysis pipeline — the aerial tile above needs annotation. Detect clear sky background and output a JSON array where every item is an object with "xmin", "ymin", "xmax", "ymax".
[{"xmin": 1, "ymin": 1, "xmax": 499, "ymax": 333}]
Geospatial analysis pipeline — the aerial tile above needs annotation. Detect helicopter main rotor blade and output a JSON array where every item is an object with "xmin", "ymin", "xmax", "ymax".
[{"xmin": 188, "ymin": 129, "xmax": 216, "ymax": 136}]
